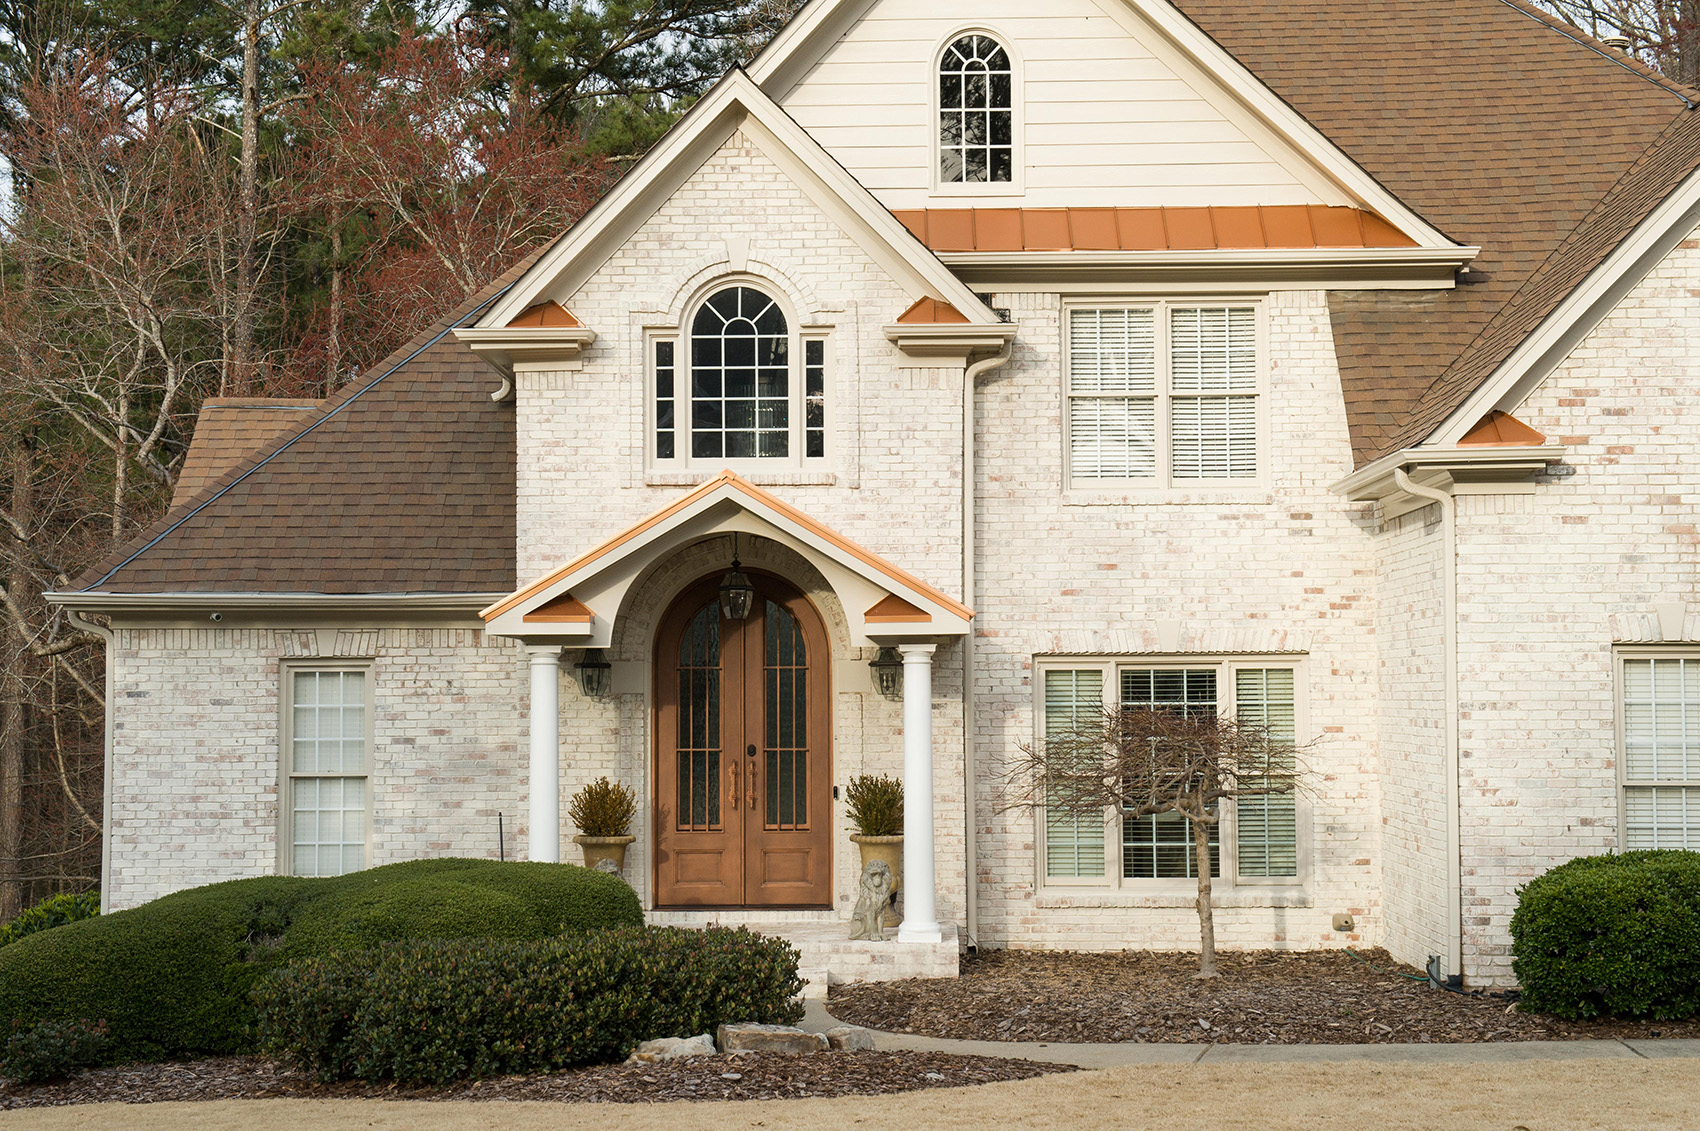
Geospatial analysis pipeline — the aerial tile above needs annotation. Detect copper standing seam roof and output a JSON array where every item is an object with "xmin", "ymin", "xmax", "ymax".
[
  {"xmin": 1174, "ymin": 0, "xmax": 1700, "ymax": 465},
  {"xmin": 896, "ymin": 297, "xmax": 970, "ymax": 323},
  {"xmin": 890, "ymin": 206, "xmax": 1418, "ymax": 253},
  {"xmin": 506, "ymin": 300, "xmax": 583, "ymax": 328},
  {"xmin": 168, "ymin": 398, "xmax": 324, "ymax": 510}
]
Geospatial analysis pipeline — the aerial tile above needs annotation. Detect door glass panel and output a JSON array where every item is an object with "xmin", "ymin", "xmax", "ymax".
[
  {"xmin": 764, "ymin": 600, "xmax": 808, "ymax": 829},
  {"xmin": 677, "ymin": 602, "xmax": 721, "ymax": 830}
]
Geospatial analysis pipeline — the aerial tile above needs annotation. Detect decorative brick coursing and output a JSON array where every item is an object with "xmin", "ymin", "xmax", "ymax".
[{"xmin": 106, "ymin": 625, "xmax": 525, "ymax": 909}]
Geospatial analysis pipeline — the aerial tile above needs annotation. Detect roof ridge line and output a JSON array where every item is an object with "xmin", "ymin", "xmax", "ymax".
[{"xmin": 78, "ymin": 281, "xmax": 520, "ymax": 593}]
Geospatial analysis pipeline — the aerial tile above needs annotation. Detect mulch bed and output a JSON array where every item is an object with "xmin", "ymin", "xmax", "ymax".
[
  {"xmin": 0, "ymin": 1051, "xmax": 1072, "ymax": 1109},
  {"xmin": 828, "ymin": 948, "xmax": 1700, "ymax": 1045}
]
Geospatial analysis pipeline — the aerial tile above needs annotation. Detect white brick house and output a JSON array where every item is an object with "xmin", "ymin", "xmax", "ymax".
[{"xmin": 49, "ymin": 0, "xmax": 1700, "ymax": 987}]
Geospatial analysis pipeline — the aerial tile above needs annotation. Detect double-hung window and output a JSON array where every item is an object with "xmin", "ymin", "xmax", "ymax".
[
  {"xmin": 1066, "ymin": 302, "xmax": 1261, "ymax": 487},
  {"xmin": 283, "ymin": 665, "xmax": 371, "ymax": 877},
  {"xmin": 1040, "ymin": 658, "xmax": 1302, "ymax": 888},
  {"xmin": 1620, "ymin": 653, "xmax": 1700, "ymax": 848}
]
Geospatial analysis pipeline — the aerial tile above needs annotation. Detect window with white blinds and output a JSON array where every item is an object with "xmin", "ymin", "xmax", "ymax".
[
  {"xmin": 1622, "ymin": 656, "xmax": 1700, "ymax": 850},
  {"xmin": 286, "ymin": 668, "xmax": 371, "ymax": 877},
  {"xmin": 1067, "ymin": 302, "xmax": 1259, "ymax": 486},
  {"xmin": 1044, "ymin": 668, "xmax": 1106, "ymax": 879},
  {"xmin": 1037, "ymin": 659, "xmax": 1303, "ymax": 889}
]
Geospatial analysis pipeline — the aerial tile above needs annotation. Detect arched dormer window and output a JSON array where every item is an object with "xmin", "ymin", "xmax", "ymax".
[
  {"xmin": 939, "ymin": 34, "xmax": 1013, "ymax": 184},
  {"xmin": 653, "ymin": 284, "xmax": 826, "ymax": 466}
]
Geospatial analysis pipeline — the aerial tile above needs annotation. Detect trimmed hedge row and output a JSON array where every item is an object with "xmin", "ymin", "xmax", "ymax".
[
  {"xmin": 254, "ymin": 926, "xmax": 806, "ymax": 1083},
  {"xmin": 0, "ymin": 891, "xmax": 100, "ymax": 949},
  {"xmin": 1511, "ymin": 849, "xmax": 1700, "ymax": 1020},
  {"xmin": 0, "ymin": 859, "xmax": 642, "ymax": 1062}
]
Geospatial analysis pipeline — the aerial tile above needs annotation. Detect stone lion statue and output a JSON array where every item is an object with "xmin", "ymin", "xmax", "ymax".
[{"xmin": 848, "ymin": 859, "xmax": 894, "ymax": 941}]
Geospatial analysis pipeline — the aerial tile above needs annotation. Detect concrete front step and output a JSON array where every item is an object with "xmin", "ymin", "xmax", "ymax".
[{"xmin": 647, "ymin": 912, "xmax": 960, "ymax": 998}]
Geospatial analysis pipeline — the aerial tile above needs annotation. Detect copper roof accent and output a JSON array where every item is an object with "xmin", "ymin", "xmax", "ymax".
[
  {"xmin": 896, "ymin": 297, "xmax": 970, "ymax": 324},
  {"xmin": 523, "ymin": 593, "xmax": 595, "ymax": 622},
  {"xmin": 1173, "ymin": 0, "xmax": 1700, "ymax": 465},
  {"xmin": 69, "ymin": 251, "xmax": 548, "ymax": 595},
  {"xmin": 1457, "ymin": 410, "xmax": 1548, "ymax": 447},
  {"xmin": 865, "ymin": 594, "xmax": 932, "ymax": 623},
  {"xmin": 170, "ymin": 399, "xmax": 323, "ymax": 511},
  {"xmin": 890, "ymin": 206, "xmax": 1419, "ymax": 253},
  {"xmin": 507, "ymin": 300, "xmax": 581, "ymax": 328}
]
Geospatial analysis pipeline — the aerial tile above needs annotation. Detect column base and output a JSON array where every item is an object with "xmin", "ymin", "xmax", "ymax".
[{"xmin": 895, "ymin": 920, "xmax": 943, "ymax": 944}]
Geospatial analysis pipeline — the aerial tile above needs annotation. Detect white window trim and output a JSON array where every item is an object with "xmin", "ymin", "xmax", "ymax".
[
  {"xmin": 930, "ymin": 26, "xmax": 1024, "ymax": 199},
  {"xmin": 278, "ymin": 659, "xmax": 375, "ymax": 877},
  {"xmin": 1061, "ymin": 296, "xmax": 1269, "ymax": 494},
  {"xmin": 1615, "ymin": 646, "xmax": 1700, "ymax": 850},
  {"xmin": 646, "ymin": 276, "xmax": 835, "ymax": 475},
  {"xmin": 1032, "ymin": 654, "xmax": 1310, "ymax": 894}
]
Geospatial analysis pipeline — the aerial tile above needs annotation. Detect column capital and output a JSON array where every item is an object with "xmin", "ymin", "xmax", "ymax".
[
  {"xmin": 897, "ymin": 642, "xmax": 938, "ymax": 660},
  {"xmin": 525, "ymin": 644, "xmax": 564, "ymax": 662}
]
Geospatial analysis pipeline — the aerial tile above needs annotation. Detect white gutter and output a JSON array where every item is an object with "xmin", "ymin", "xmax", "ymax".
[
  {"xmin": 68, "ymin": 611, "xmax": 114, "ymax": 914},
  {"xmin": 1331, "ymin": 444, "xmax": 1565, "ymax": 501},
  {"xmin": 962, "ymin": 340, "xmax": 1014, "ymax": 950},
  {"xmin": 938, "ymin": 246, "xmax": 1478, "ymax": 290},
  {"xmin": 43, "ymin": 592, "xmax": 506, "ymax": 615},
  {"xmin": 1393, "ymin": 469, "xmax": 1463, "ymax": 984}
]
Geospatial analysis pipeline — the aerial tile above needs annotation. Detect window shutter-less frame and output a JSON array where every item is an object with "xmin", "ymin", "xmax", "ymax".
[
  {"xmin": 1623, "ymin": 657, "xmax": 1700, "ymax": 849},
  {"xmin": 289, "ymin": 669, "xmax": 369, "ymax": 878},
  {"xmin": 1044, "ymin": 668, "xmax": 1106, "ymax": 878},
  {"xmin": 1234, "ymin": 668, "xmax": 1298, "ymax": 877},
  {"xmin": 1169, "ymin": 306, "xmax": 1257, "ymax": 480}
]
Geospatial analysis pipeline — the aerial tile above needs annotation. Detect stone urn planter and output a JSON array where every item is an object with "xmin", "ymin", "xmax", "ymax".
[
  {"xmin": 569, "ymin": 776, "xmax": 638, "ymax": 877},
  {"xmin": 849, "ymin": 833, "xmax": 903, "ymax": 927},
  {"xmin": 574, "ymin": 834, "xmax": 637, "ymax": 874}
]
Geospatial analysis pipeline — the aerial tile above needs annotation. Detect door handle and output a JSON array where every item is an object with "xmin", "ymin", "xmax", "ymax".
[
  {"xmin": 728, "ymin": 759, "xmax": 739, "ymax": 810},
  {"xmin": 746, "ymin": 745, "xmax": 758, "ymax": 811}
]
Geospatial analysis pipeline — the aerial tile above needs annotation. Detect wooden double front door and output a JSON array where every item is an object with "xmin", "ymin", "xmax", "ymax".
[{"xmin": 653, "ymin": 574, "xmax": 832, "ymax": 908}]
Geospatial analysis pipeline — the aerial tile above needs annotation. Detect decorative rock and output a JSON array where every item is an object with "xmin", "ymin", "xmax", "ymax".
[
  {"xmin": 715, "ymin": 1022, "xmax": 829, "ymax": 1055},
  {"xmin": 593, "ymin": 857, "xmax": 625, "ymax": 881},
  {"xmin": 624, "ymin": 1033, "xmax": 717, "ymax": 1063},
  {"xmin": 824, "ymin": 1025, "xmax": 876, "ymax": 1051}
]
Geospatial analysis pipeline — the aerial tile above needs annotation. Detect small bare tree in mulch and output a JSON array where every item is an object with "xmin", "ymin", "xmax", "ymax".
[{"xmin": 1006, "ymin": 706, "xmax": 1312, "ymax": 980}]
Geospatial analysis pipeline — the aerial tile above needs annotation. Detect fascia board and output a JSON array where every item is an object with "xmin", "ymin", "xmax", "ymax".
[
  {"xmin": 1116, "ymin": 0, "xmax": 1458, "ymax": 251},
  {"xmin": 748, "ymin": 0, "xmax": 878, "ymax": 97},
  {"xmin": 1330, "ymin": 445, "xmax": 1566, "ymax": 500},
  {"xmin": 938, "ymin": 247, "xmax": 1477, "ymax": 291},
  {"xmin": 480, "ymin": 71, "xmax": 998, "ymax": 331},
  {"xmin": 44, "ymin": 591, "xmax": 505, "ymax": 614},
  {"xmin": 1427, "ymin": 161, "xmax": 1700, "ymax": 448}
]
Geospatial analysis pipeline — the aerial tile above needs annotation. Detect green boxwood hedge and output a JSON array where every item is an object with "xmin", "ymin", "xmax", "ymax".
[
  {"xmin": 1511, "ymin": 849, "xmax": 1700, "ymax": 1020},
  {"xmin": 0, "ymin": 859, "xmax": 642, "ymax": 1062},
  {"xmin": 254, "ymin": 926, "xmax": 806, "ymax": 1083},
  {"xmin": 0, "ymin": 891, "xmax": 100, "ymax": 950}
]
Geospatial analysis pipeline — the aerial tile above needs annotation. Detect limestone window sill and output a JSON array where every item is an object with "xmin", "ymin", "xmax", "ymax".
[
  {"xmin": 1034, "ymin": 890, "xmax": 1312, "ymax": 909},
  {"xmin": 1062, "ymin": 489, "xmax": 1275, "ymax": 508},
  {"xmin": 645, "ymin": 470, "xmax": 839, "ymax": 488}
]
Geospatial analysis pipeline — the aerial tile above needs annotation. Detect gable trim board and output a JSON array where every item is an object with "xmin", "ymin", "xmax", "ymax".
[
  {"xmin": 482, "ymin": 470, "xmax": 973, "ymax": 646},
  {"xmin": 749, "ymin": 0, "xmax": 1462, "ymax": 254},
  {"xmin": 1425, "ymin": 153, "xmax": 1700, "ymax": 449},
  {"xmin": 478, "ymin": 69, "xmax": 1002, "ymax": 333}
]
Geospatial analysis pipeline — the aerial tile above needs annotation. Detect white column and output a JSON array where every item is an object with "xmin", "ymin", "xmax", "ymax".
[
  {"xmin": 527, "ymin": 646, "xmax": 562, "ymax": 863},
  {"xmin": 897, "ymin": 643, "xmax": 941, "ymax": 942}
]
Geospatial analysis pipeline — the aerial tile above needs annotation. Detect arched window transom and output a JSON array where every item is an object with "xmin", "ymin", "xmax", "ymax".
[
  {"xmin": 690, "ymin": 286, "xmax": 789, "ymax": 460},
  {"xmin": 940, "ymin": 35, "xmax": 1013, "ymax": 184}
]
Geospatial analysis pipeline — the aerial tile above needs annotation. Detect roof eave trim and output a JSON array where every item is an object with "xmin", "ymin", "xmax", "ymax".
[
  {"xmin": 43, "ymin": 591, "xmax": 508, "ymax": 614},
  {"xmin": 937, "ymin": 246, "xmax": 1477, "ymax": 289},
  {"xmin": 1330, "ymin": 444, "xmax": 1567, "ymax": 501},
  {"xmin": 452, "ymin": 327, "xmax": 598, "ymax": 373},
  {"xmin": 1426, "ymin": 159, "xmax": 1700, "ymax": 448},
  {"xmin": 883, "ymin": 321, "xmax": 1020, "ymax": 358}
]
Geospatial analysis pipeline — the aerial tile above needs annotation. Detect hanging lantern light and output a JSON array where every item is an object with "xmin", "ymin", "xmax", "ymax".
[
  {"xmin": 869, "ymin": 646, "xmax": 904, "ymax": 701},
  {"xmin": 719, "ymin": 534, "xmax": 755, "ymax": 621},
  {"xmin": 574, "ymin": 648, "xmax": 612, "ymax": 699}
]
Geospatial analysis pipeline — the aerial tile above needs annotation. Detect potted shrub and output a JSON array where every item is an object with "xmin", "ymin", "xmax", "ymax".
[
  {"xmin": 569, "ymin": 777, "xmax": 638, "ymax": 873},
  {"xmin": 845, "ymin": 774, "xmax": 903, "ymax": 925}
]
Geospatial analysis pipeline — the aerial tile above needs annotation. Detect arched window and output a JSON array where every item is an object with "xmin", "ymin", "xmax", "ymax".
[
  {"xmin": 939, "ymin": 34, "xmax": 1013, "ymax": 184},
  {"xmin": 690, "ymin": 286, "xmax": 790, "ymax": 460}
]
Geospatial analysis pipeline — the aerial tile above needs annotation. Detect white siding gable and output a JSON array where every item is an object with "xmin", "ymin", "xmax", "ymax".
[{"xmin": 776, "ymin": 0, "xmax": 1354, "ymax": 210}]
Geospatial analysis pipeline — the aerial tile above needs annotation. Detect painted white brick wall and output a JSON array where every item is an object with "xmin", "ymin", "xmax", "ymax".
[{"xmin": 1441, "ymin": 228, "xmax": 1700, "ymax": 984}]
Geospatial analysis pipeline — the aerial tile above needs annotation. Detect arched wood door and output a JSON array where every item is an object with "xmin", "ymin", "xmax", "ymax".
[{"xmin": 653, "ymin": 573, "xmax": 832, "ymax": 908}]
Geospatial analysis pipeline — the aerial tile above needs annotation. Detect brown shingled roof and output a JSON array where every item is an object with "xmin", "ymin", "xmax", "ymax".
[
  {"xmin": 70, "ymin": 254, "xmax": 544, "ymax": 595},
  {"xmin": 1173, "ymin": 0, "xmax": 1700, "ymax": 464},
  {"xmin": 169, "ymin": 398, "xmax": 323, "ymax": 511}
]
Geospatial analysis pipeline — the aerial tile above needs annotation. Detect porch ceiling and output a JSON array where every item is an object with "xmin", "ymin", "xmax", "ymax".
[{"xmin": 481, "ymin": 471, "xmax": 971, "ymax": 646}]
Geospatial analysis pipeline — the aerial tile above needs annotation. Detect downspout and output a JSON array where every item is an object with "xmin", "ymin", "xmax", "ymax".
[
  {"xmin": 70, "ymin": 610, "xmax": 115, "ymax": 914},
  {"xmin": 1392, "ymin": 469, "xmax": 1463, "ymax": 985},
  {"xmin": 962, "ymin": 340, "xmax": 1014, "ymax": 950}
]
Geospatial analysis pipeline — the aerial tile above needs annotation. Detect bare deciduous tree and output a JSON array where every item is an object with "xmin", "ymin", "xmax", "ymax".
[
  {"xmin": 1006, "ymin": 706, "xmax": 1310, "ymax": 979},
  {"xmin": 1530, "ymin": 1, "xmax": 1700, "ymax": 85}
]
